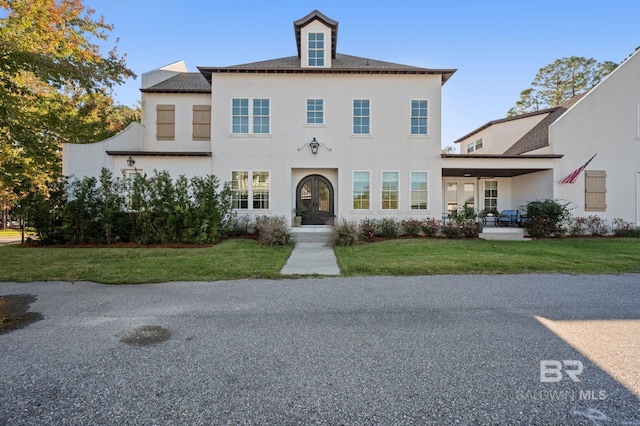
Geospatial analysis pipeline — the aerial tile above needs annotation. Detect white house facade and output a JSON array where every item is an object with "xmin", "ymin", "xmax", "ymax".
[
  {"xmin": 63, "ymin": 10, "xmax": 455, "ymax": 225},
  {"xmin": 445, "ymin": 48, "xmax": 640, "ymax": 224}
]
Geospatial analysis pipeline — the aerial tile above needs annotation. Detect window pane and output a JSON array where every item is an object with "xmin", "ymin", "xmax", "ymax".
[
  {"xmin": 231, "ymin": 171, "xmax": 249, "ymax": 209},
  {"xmin": 353, "ymin": 171, "xmax": 370, "ymax": 210},
  {"xmin": 410, "ymin": 172, "xmax": 428, "ymax": 210},
  {"xmin": 252, "ymin": 171, "xmax": 270, "ymax": 209},
  {"xmin": 382, "ymin": 172, "xmax": 399, "ymax": 210},
  {"xmin": 411, "ymin": 100, "xmax": 428, "ymax": 135}
]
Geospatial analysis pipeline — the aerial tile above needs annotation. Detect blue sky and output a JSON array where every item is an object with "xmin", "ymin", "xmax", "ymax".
[{"xmin": 94, "ymin": 0, "xmax": 639, "ymax": 149}]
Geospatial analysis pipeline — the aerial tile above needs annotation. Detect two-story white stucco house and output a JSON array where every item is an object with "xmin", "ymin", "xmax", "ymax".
[
  {"xmin": 63, "ymin": 10, "xmax": 455, "ymax": 225},
  {"xmin": 445, "ymin": 48, "xmax": 640, "ymax": 224}
]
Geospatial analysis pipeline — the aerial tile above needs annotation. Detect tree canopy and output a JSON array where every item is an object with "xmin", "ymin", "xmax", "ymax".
[
  {"xmin": 0, "ymin": 0, "xmax": 137, "ymax": 206},
  {"xmin": 507, "ymin": 56, "xmax": 618, "ymax": 116}
]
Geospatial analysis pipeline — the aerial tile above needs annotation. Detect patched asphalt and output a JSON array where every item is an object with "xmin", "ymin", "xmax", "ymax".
[{"xmin": 1, "ymin": 274, "xmax": 639, "ymax": 425}]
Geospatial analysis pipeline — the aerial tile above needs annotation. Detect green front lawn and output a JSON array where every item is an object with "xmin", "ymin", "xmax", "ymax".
[
  {"xmin": 1, "ymin": 237, "xmax": 639, "ymax": 284},
  {"xmin": 334, "ymin": 238, "xmax": 640, "ymax": 276},
  {"xmin": 0, "ymin": 239, "xmax": 293, "ymax": 284}
]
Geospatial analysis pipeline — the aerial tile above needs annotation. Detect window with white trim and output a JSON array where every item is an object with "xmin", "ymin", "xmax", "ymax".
[
  {"xmin": 306, "ymin": 99, "xmax": 324, "ymax": 124},
  {"xmin": 308, "ymin": 33, "xmax": 324, "ymax": 67},
  {"xmin": 475, "ymin": 138, "xmax": 483, "ymax": 150},
  {"xmin": 232, "ymin": 98, "xmax": 270, "ymax": 134},
  {"xmin": 353, "ymin": 99, "xmax": 370, "ymax": 134},
  {"xmin": 410, "ymin": 172, "xmax": 428, "ymax": 210},
  {"xmin": 231, "ymin": 171, "xmax": 270, "ymax": 210},
  {"xmin": 353, "ymin": 171, "xmax": 370, "ymax": 210},
  {"xmin": 484, "ymin": 181, "xmax": 498, "ymax": 212},
  {"xmin": 467, "ymin": 142, "xmax": 475, "ymax": 153},
  {"xmin": 411, "ymin": 100, "xmax": 428, "ymax": 135},
  {"xmin": 381, "ymin": 171, "xmax": 399, "ymax": 210}
]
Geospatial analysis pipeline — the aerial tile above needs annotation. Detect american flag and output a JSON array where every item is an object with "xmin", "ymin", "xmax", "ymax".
[{"xmin": 559, "ymin": 154, "xmax": 597, "ymax": 184}]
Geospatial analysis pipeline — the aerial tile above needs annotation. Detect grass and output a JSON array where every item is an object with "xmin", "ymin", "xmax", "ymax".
[
  {"xmin": 0, "ymin": 239, "xmax": 293, "ymax": 284},
  {"xmin": 1, "ymin": 237, "xmax": 639, "ymax": 284},
  {"xmin": 334, "ymin": 238, "xmax": 640, "ymax": 276}
]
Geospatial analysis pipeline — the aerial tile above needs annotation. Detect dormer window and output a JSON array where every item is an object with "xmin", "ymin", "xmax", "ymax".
[{"xmin": 308, "ymin": 33, "xmax": 325, "ymax": 67}]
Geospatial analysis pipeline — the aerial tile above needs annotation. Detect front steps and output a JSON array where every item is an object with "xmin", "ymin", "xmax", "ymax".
[{"xmin": 479, "ymin": 226, "xmax": 531, "ymax": 241}]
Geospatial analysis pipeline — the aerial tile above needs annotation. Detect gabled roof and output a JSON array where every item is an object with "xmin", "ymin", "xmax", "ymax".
[
  {"xmin": 294, "ymin": 10, "xmax": 338, "ymax": 59},
  {"xmin": 141, "ymin": 73, "xmax": 211, "ymax": 93},
  {"xmin": 198, "ymin": 53, "xmax": 456, "ymax": 85},
  {"xmin": 503, "ymin": 95, "xmax": 584, "ymax": 154},
  {"xmin": 453, "ymin": 108, "xmax": 555, "ymax": 144}
]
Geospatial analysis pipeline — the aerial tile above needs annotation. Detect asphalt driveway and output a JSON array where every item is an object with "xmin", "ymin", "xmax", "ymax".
[{"xmin": 1, "ymin": 274, "xmax": 639, "ymax": 425}]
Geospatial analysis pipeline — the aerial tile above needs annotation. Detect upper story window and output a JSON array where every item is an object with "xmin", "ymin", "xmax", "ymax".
[
  {"xmin": 156, "ymin": 104, "xmax": 175, "ymax": 141},
  {"xmin": 307, "ymin": 99, "xmax": 324, "ymax": 124},
  {"xmin": 192, "ymin": 105, "xmax": 211, "ymax": 141},
  {"xmin": 467, "ymin": 138, "xmax": 483, "ymax": 153},
  {"xmin": 410, "ymin": 100, "xmax": 428, "ymax": 135},
  {"xmin": 467, "ymin": 142, "xmax": 475, "ymax": 153},
  {"xmin": 353, "ymin": 99, "xmax": 370, "ymax": 135},
  {"xmin": 308, "ymin": 33, "xmax": 325, "ymax": 67},
  {"xmin": 232, "ymin": 98, "xmax": 270, "ymax": 134}
]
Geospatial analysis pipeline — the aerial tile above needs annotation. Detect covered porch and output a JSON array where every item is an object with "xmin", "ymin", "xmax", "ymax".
[{"xmin": 441, "ymin": 154, "xmax": 562, "ymax": 218}]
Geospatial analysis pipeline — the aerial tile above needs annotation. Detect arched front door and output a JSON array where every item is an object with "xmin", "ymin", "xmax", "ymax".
[{"xmin": 296, "ymin": 175, "xmax": 334, "ymax": 225}]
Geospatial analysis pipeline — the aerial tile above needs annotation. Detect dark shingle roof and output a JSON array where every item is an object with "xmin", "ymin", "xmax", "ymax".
[
  {"xmin": 198, "ymin": 54, "xmax": 456, "ymax": 85},
  {"xmin": 141, "ymin": 73, "xmax": 211, "ymax": 93},
  {"xmin": 503, "ymin": 95, "xmax": 585, "ymax": 155}
]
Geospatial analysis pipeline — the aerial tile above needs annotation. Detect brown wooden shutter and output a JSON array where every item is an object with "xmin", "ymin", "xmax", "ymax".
[
  {"xmin": 192, "ymin": 105, "xmax": 211, "ymax": 141},
  {"xmin": 156, "ymin": 104, "xmax": 175, "ymax": 140},
  {"xmin": 585, "ymin": 170, "xmax": 606, "ymax": 212}
]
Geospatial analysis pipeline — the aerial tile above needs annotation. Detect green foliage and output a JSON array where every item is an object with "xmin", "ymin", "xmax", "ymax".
[
  {"xmin": 450, "ymin": 203, "xmax": 476, "ymax": 223},
  {"xmin": 508, "ymin": 56, "xmax": 618, "ymax": 116},
  {"xmin": 330, "ymin": 218, "xmax": 361, "ymax": 247},
  {"xmin": 585, "ymin": 215, "xmax": 609, "ymax": 236},
  {"xmin": 254, "ymin": 215, "xmax": 291, "ymax": 246},
  {"xmin": 523, "ymin": 199, "xmax": 571, "ymax": 238},
  {"xmin": 28, "ymin": 169, "xmax": 233, "ymax": 245},
  {"xmin": 401, "ymin": 218, "xmax": 424, "ymax": 237},
  {"xmin": 359, "ymin": 218, "xmax": 377, "ymax": 242},
  {"xmin": 420, "ymin": 218, "xmax": 442, "ymax": 237},
  {"xmin": 441, "ymin": 221, "xmax": 478, "ymax": 239},
  {"xmin": 0, "ymin": 0, "xmax": 136, "ymax": 215},
  {"xmin": 378, "ymin": 218, "xmax": 401, "ymax": 238}
]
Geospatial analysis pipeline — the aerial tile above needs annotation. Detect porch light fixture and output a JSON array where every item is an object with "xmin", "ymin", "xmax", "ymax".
[
  {"xmin": 127, "ymin": 156, "xmax": 135, "ymax": 167},
  {"xmin": 297, "ymin": 137, "xmax": 332, "ymax": 155}
]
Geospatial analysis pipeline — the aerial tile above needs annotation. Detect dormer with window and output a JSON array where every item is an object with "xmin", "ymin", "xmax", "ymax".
[{"xmin": 294, "ymin": 10, "xmax": 337, "ymax": 69}]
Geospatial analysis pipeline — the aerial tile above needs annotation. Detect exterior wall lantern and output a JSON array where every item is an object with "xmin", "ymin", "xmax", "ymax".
[
  {"xmin": 127, "ymin": 156, "xmax": 135, "ymax": 167},
  {"xmin": 297, "ymin": 137, "xmax": 332, "ymax": 155}
]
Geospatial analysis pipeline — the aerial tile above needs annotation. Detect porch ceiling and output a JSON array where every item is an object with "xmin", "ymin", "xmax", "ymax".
[{"xmin": 442, "ymin": 168, "xmax": 550, "ymax": 178}]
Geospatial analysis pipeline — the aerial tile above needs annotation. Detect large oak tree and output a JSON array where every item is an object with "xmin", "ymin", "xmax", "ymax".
[{"xmin": 0, "ymin": 0, "xmax": 136, "ymax": 216}]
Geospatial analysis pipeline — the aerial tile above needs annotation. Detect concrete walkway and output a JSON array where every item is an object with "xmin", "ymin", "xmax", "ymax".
[{"xmin": 280, "ymin": 226, "xmax": 341, "ymax": 275}]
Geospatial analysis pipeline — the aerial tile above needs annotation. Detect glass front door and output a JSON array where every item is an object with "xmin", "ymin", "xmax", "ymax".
[
  {"xmin": 446, "ymin": 181, "xmax": 475, "ymax": 215},
  {"xmin": 296, "ymin": 175, "xmax": 334, "ymax": 225}
]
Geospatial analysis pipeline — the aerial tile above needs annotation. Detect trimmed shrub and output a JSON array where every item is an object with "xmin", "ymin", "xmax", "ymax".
[
  {"xmin": 612, "ymin": 218, "xmax": 635, "ymax": 237},
  {"xmin": 421, "ymin": 218, "xmax": 442, "ymax": 237},
  {"xmin": 378, "ymin": 217, "xmax": 401, "ymax": 238},
  {"xmin": 359, "ymin": 218, "xmax": 377, "ymax": 242},
  {"xmin": 255, "ymin": 215, "xmax": 291, "ymax": 246},
  {"xmin": 401, "ymin": 218, "xmax": 424, "ymax": 237},
  {"xmin": 586, "ymin": 215, "xmax": 609, "ymax": 236},
  {"xmin": 441, "ymin": 221, "xmax": 477, "ymax": 239},
  {"xmin": 523, "ymin": 199, "xmax": 571, "ymax": 238},
  {"xmin": 330, "ymin": 218, "xmax": 360, "ymax": 246},
  {"xmin": 568, "ymin": 217, "xmax": 588, "ymax": 237}
]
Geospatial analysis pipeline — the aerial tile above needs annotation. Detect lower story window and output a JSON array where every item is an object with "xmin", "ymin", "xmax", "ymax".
[
  {"xmin": 381, "ymin": 171, "xmax": 399, "ymax": 210},
  {"xmin": 410, "ymin": 172, "xmax": 428, "ymax": 210},
  {"xmin": 232, "ymin": 171, "xmax": 270, "ymax": 210},
  {"xmin": 484, "ymin": 181, "xmax": 497, "ymax": 212},
  {"xmin": 353, "ymin": 171, "xmax": 370, "ymax": 210}
]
